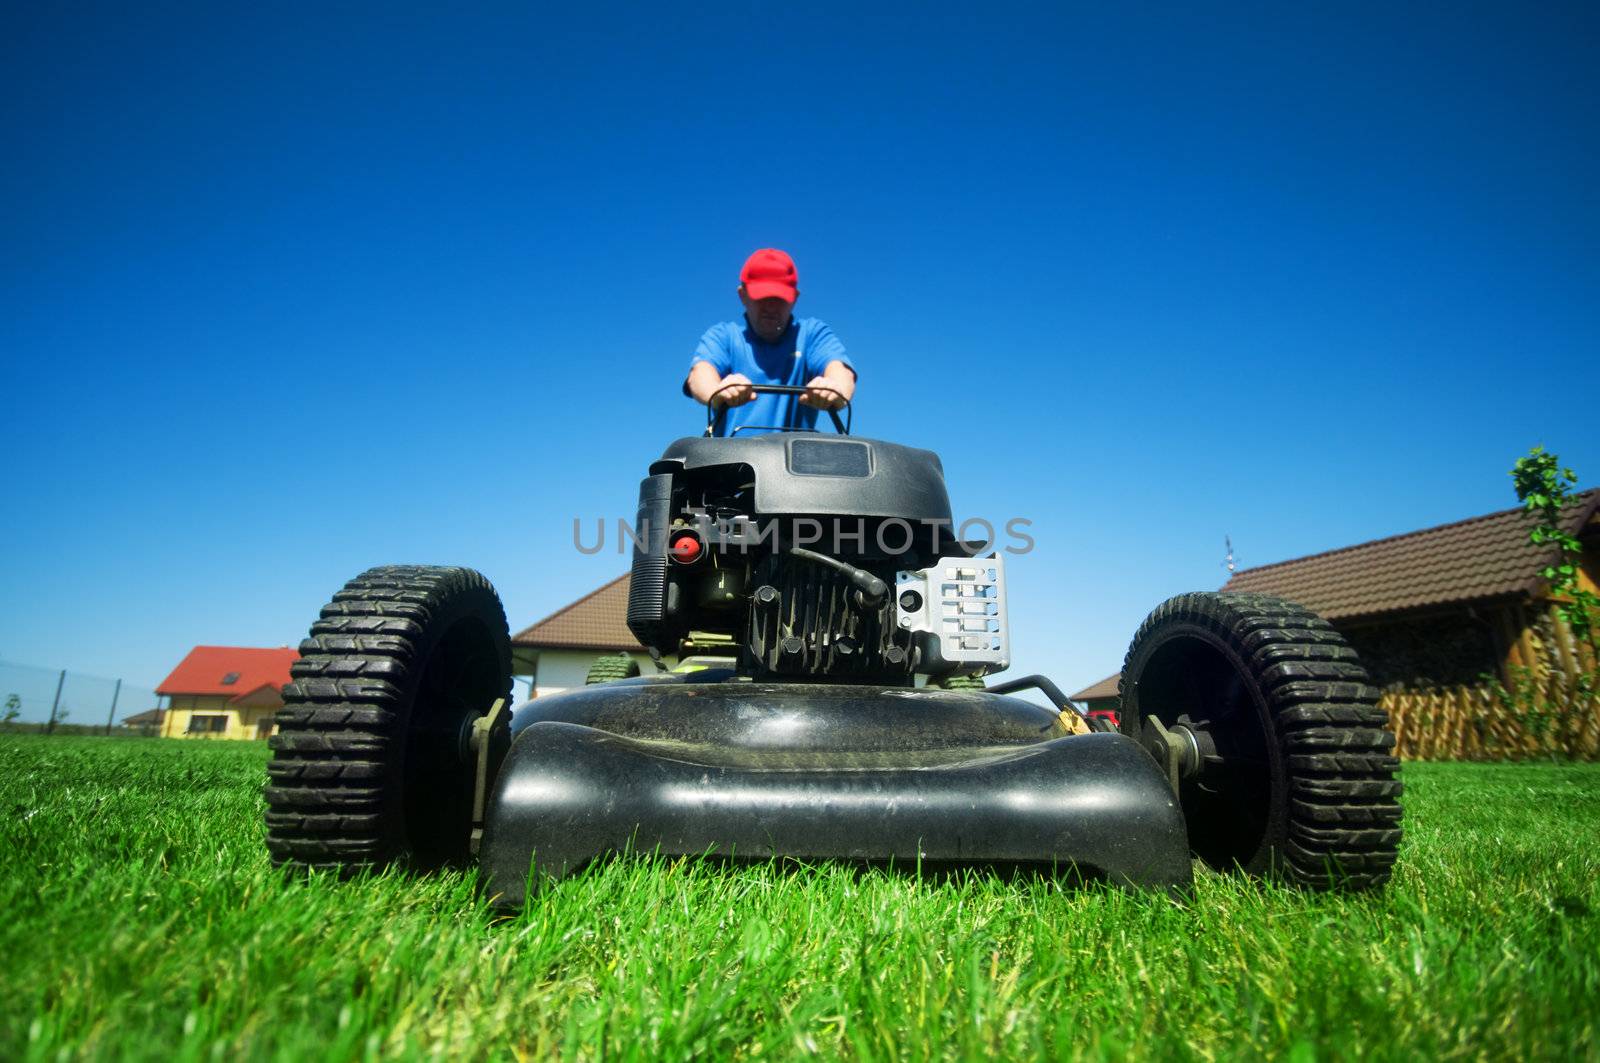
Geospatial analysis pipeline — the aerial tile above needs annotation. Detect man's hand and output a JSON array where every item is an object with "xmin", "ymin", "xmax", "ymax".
[
  {"xmin": 801, "ymin": 365, "xmax": 855, "ymax": 411},
  {"xmin": 711, "ymin": 372, "xmax": 756, "ymax": 408},
  {"xmin": 687, "ymin": 363, "xmax": 757, "ymax": 408}
]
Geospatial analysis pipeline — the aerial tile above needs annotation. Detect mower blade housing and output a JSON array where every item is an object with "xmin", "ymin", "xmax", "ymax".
[{"xmin": 479, "ymin": 681, "xmax": 1191, "ymax": 906}]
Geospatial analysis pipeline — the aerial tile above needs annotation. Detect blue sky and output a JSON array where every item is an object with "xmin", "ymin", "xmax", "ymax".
[{"xmin": 3, "ymin": 3, "xmax": 1596, "ymax": 709}]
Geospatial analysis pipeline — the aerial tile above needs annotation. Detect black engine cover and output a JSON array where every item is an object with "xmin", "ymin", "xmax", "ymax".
[{"xmin": 650, "ymin": 434, "xmax": 952, "ymax": 521}]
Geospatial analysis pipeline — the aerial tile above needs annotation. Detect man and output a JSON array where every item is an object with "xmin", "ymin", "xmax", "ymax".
[{"xmin": 684, "ymin": 249, "xmax": 857, "ymax": 436}]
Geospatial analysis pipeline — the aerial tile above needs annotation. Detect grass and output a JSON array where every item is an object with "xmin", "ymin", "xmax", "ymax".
[{"xmin": 1, "ymin": 736, "xmax": 1596, "ymax": 1061}]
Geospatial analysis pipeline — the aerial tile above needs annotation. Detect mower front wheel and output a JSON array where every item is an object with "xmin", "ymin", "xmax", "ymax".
[
  {"xmin": 265, "ymin": 565, "xmax": 512, "ymax": 873},
  {"xmin": 586, "ymin": 653, "xmax": 642, "ymax": 685},
  {"xmin": 937, "ymin": 674, "xmax": 987, "ymax": 691},
  {"xmin": 1119, "ymin": 592, "xmax": 1402, "ymax": 890}
]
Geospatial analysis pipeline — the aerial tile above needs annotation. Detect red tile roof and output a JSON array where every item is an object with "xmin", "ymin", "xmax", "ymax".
[
  {"xmin": 1220, "ymin": 489, "xmax": 1599, "ymax": 622},
  {"xmin": 512, "ymin": 573, "xmax": 643, "ymax": 652},
  {"xmin": 156, "ymin": 646, "xmax": 299, "ymax": 701}
]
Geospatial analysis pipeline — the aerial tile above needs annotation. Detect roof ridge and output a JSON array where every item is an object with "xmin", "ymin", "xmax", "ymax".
[
  {"xmin": 188, "ymin": 645, "xmax": 297, "ymax": 652},
  {"xmin": 1230, "ymin": 487, "xmax": 1596, "ymax": 579},
  {"xmin": 514, "ymin": 572, "xmax": 630, "ymax": 637}
]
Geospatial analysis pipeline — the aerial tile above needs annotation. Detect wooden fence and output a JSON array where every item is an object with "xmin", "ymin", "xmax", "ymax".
[{"xmin": 1383, "ymin": 675, "xmax": 1600, "ymax": 760}]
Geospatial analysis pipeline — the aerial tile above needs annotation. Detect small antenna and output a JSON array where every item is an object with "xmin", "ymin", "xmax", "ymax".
[{"xmin": 1223, "ymin": 535, "xmax": 1236, "ymax": 575}]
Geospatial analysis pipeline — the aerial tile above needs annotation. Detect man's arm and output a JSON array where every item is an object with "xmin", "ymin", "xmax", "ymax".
[
  {"xmin": 801, "ymin": 360, "xmax": 856, "ymax": 410},
  {"xmin": 685, "ymin": 324, "xmax": 754, "ymax": 408},
  {"xmin": 798, "ymin": 321, "xmax": 855, "ymax": 410},
  {"xmin": 686, "ymin": 361, "xmax": 756, "ymax": 408}
]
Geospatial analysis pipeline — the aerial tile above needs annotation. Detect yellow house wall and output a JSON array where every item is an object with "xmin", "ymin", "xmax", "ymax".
[{"xmin": 161, "ymin": 695, "xmax": 277, "ymax": 740}]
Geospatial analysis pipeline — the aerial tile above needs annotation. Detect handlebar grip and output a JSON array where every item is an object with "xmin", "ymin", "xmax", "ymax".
[{"xmin": 703, "ymin": 382, "xmax": 852, "ymax": 437}]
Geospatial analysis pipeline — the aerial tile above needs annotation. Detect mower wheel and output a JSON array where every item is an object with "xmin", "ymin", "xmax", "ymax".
[
  {"xmin": 937, "ymin": 674, "xmax": 987, "ymax": 691},
  {"xmin": 1119, "ymin": 592, "xmax": 1401, "ymax": 890},
  {"xmin": 586, "ymin": 653, "xmax": 642, "ymax": 685},
  {"xmin": 265, "ymin": 565, "xmax": 512, "ymax": 873}
]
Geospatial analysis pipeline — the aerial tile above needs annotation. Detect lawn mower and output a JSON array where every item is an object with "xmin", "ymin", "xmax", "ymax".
[{"xmin": 264, "ymin": 386, "xmax": 1402, "ymax": 904}]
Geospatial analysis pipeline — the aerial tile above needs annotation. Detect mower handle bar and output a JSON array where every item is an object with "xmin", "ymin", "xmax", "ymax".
[{"xmin": 705, "ymin": 382, "xmax": 852, "ymax": 437}]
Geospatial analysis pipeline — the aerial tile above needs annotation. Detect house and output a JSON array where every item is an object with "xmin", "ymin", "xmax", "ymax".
[
  {"xmin": 1069, "ymin": 673, "xmax": 1121, "ymax": 718},
  {"xmin": 121, "ymin": 708, "xmax": 165, "ymax": 732},
  {"xmin": 1219, "ymin": 489, "xmax": 1599, "ymax": 691},
  {"xmin": 156, "ymin": 646, "xmax": 299, "ymax": 740},
  {"xmin": 511, "ymin": 574, "xmax": 667, "ymax": 697},
  {"xmin": 1075, "ymin": 490, "xmax": 1599, "ymax": 758}
]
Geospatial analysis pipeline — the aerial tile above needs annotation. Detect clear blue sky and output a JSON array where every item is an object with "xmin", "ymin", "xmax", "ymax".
[{"xmin": 3, "ymin": 3, "xmax": 1596, "ymax": 707}]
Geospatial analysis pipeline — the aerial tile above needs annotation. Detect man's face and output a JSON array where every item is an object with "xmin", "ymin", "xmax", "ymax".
[{"xmin": 740, "ymin": 287, "xmax": 795, "ymax": 343}]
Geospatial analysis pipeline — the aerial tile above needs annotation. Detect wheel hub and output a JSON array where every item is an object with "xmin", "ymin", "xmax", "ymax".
[{"xmin": 1140, "ymin": 715, "xmax": 1219, "ymax": 796}]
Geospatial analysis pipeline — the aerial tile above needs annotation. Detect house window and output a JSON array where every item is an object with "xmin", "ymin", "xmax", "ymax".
[
  {"xmin": 221, "ymin": 672, "xmax": 240, "ymax": 685},
  {"xmin": 187, "ymin": 714, "xmax": 227, "ymax": 734}
]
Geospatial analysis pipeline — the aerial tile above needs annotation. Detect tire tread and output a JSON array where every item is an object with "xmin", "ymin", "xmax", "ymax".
[
  {"xmin": 1120, "ymin": 591, "xmax": 1403, "ymax": 891},
  {"xmin": 264, "ymin": 564, "xmax": 510, "ymax": 873}
]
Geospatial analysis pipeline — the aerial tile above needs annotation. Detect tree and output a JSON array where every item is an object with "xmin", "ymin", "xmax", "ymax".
[
  {"xmin": 1511, "ymin": 446, "xmax": 1600, "ymax": 657},
  {"xmin": 1495, "ymin": 447, "xmax": 1600, "ymax": 757},
  {"xmin": 2, "ymin": 694, "xmax": 18, "ymax": 728}
]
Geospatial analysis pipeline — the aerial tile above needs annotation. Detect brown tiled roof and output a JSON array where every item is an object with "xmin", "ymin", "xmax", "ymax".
[
  {"xmin": 1069, "ymin": 673, "xmax": 1121, "ymax": 701},
  {"xmin": 512, "ymin": 573, "xmax": 643, "ymax": 651},
  {"xmin": 1220, "ymin": 489, "xmax": 1599, "ymax": 622}
]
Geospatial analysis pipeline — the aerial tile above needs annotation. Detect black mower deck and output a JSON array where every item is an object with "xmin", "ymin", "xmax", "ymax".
[{"xmin": 479, "ymin": 676, "xmax": 1192, "ymax": 906}]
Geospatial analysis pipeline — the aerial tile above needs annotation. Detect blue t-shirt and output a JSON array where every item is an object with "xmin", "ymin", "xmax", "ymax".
[{"xmin": 686, "ymin": 317, "xmax": 855, "ymax": 436}]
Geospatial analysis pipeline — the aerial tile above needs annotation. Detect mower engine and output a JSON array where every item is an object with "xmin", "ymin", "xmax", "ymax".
[{"xmin": 624, "ymin": 433, "xmax": 1008, "ymax": 683}]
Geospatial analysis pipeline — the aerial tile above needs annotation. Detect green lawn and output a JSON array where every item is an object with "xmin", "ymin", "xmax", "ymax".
[{"xmin": 1, "ymin": 736, "xmax": 1596, "ymax": 1061}]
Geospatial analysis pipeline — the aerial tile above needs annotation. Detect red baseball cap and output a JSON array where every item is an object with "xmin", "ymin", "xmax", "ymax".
[{"xmin": 740, "ymin": 248, "xmax": 799, "ymax": 303}]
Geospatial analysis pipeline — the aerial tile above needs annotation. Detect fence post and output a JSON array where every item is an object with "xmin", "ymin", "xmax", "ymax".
[
  {"xmin": 1448, "ymin": 687, "xmax": 1456, "ymax": 758},
  {"xmin": 1464, "ymin": 685, "xmax": 1481, "ymax": 760},
  {"xmin": 46, "ymin": 669, "xmax": 66, "ymax": 735},
  {"xmin": 104, "ymin": 678, "xmax": 122, "ymax": 736},
  {"xmin": 1548, "ymin": 604, "xmax": 1581, "ymax": 682}
]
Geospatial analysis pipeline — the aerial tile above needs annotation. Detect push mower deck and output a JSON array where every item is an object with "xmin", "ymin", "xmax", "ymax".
[{"xmin": 479, "ymin": 678, "xmax": 1191, "ymax": 906}]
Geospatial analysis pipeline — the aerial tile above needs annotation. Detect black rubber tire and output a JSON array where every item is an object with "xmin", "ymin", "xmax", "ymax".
[
  {"xmin": 265, "ymin": 565, "xmax": 512, "ymax": 873},
  {"xmin": 585, "ymin": 653, "xmax": 642, "ymax": 685},
  {"xmin": 1119, "ymin": 592, "xmax": 1402, "ymax": 890}
]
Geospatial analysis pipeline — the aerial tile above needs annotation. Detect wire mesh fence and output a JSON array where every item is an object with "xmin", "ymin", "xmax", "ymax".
[{"xmin": 0, "ymin": 659, "xmax": 163, "ymax": 736}]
